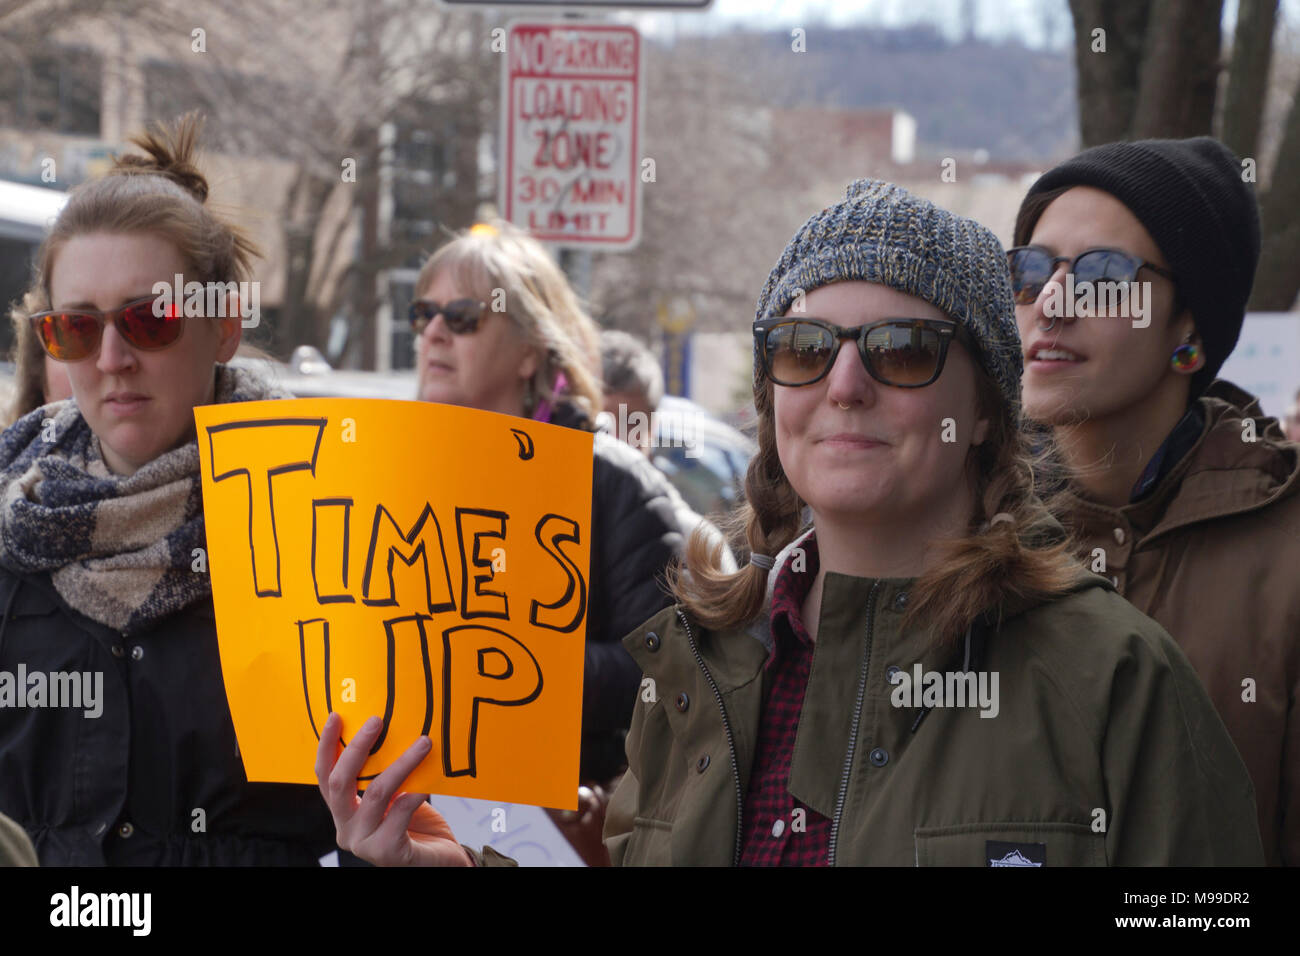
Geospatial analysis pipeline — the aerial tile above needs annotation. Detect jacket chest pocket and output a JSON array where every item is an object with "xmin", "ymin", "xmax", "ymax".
[
  {"xmin": 914, "ymin": 822, "xmax": 1106, "ymax": 867},
  {"xmin": 0, "ymin": 580, "xmax": 85, "ymax": 666}
]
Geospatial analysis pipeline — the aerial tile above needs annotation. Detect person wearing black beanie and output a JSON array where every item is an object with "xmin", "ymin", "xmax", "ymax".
[
  {"xmin": 1015, "ymin": 136, "xmax": 1259, "ymax": 398},
  {"xmin": 1011, "ymin": 136, "xmax": 1297, "ymax": 866}
]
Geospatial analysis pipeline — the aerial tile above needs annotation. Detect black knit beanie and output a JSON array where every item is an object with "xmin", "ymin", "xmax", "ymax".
[{"xmin": 1014, "ymin": 137, "xmax": 1260, "ymax": 397}]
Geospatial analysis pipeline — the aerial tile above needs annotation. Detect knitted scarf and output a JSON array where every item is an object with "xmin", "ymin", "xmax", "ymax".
[{"xmin": 0, "ymin": 364, "xmax": 288, "ymax": 634}]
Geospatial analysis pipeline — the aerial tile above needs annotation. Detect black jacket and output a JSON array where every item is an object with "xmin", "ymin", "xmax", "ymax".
[
  {"xmin": 0, "ymin": 567, "xmax": 339, "ymax": 865},
  {"xmin": 561, "ymin": 404, "xmax": 681, "ymax": 781}
]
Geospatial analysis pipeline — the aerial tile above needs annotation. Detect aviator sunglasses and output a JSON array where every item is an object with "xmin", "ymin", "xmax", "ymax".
[
  {"xmin": 29, "ymin": 293, "xmax": 185, "ymax": 362},
  {"xmin": 409, "ymin": 298, "xmax": 489, "ymax": 335},
  {"xmin": 1007, "ymin": 246, "xmax": 1176, "ymax": 307},
  {"xmin": 754, "ymin": 317, "xmax": 972, "ymax": 388}
]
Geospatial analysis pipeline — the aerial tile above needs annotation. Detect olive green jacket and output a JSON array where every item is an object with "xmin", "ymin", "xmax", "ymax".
[
  {"xmin": 0, "ymin": 810, "xmax": 36, "ymax": 867},
  {"xmin": 602, "ymin": 532, "xmax": 1264, "ymax": 866}
]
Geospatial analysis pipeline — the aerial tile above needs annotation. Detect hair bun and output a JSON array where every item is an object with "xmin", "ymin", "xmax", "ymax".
[{"xmin": 110, "ymin": 111, "xmax": 210, "ymax": 204}]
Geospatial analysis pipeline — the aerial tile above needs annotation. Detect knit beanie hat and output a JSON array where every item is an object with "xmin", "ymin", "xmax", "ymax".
[
  {"xmin": 1014, "ymin": 137, "xmax": 1260, "ymax": 397},
  {"xmin": 755, "ymin": 179, "xmax": 1023, "ymax": 417}
]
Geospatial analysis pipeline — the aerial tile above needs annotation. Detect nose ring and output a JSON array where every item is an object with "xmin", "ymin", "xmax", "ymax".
[
  {"xmin": 1036, "ymin": 314, "xmax": 1057, "ymax": 332},
  {"xmin": 837, "ymin": 402, "xmax": 850, "ymax": 410}
]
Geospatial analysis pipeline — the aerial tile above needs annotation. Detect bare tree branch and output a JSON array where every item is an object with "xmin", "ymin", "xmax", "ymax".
[
  {"xmin": 1221, "ymin": 0, "xmax": 1279, "ymax": 161},
  {"xmin": 1131, "ymin": 0, "xmax": 1223, "ymax": 138},
  {"xmin": 1250, "ymin": 73, "xmax": 1300, "ymax": 310},
  {"xmin": 1068, "ymin": 0, "xmax": 1152, "ymax": 145}
]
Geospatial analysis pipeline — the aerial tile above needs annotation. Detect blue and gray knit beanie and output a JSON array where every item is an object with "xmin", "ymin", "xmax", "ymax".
[{"xmin": 754, "ymin": 179, "xmax": 1022, "ymax": 418}]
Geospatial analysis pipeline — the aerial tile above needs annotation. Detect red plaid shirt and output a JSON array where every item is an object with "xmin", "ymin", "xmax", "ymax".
[{"xmin": 739, "ymin": 533, "xmax": 832, "ymax": 866}]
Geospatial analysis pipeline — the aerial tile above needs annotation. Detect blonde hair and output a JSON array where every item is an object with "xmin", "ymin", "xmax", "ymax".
[
  {"xmin": 669, "ymin": 358, "xmax": 1088, "ymax": 648},
  {"xmin": 415, "ymin": 220, "xmax": 602, "ymax": 421}
]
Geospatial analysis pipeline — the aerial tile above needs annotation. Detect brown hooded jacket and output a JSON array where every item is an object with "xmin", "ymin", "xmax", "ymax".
[{"xmin": 1059, "ymin": 380, "xmax": 1300, "ymax": 866}]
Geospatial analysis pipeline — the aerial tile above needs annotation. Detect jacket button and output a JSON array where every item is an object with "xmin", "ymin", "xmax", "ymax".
[
  {"xmin": 771, "ymin": 819, "xmax": 785, "ymax": 838},
  {"xmin": 130, "ymin": 645, "xmax": 144, "ymax": 661},
  {"xmin": 117, "ymin": 822, "xmax": 134, "ymax": 838},
  {"xmin": 893, "ymin": 591, "xmax": 908, "ymax": 611},
  {"xmin": 676, "ymin": 693, "xmax": 689, "ymax": 712},
  {"xmin": 696, "ymin": 754, "xmax": 710, "ymax": 772},
  {"xmin": 111, "ymin": 644, "xmax": 125, "ymax": 658},
  {"xmin": 869, "ymin": 748, "xmax": 889, "ymax": 767},
  {"xmin": 644, "ymin": 631, "xmax": 660, "ymax": 652},
  {"xmin": 885, "ymin": 665, "xmax": 902, "ymax": 684},
  {"xmin": 1112, "ymin": 527, "xmax": 1126, "ymax": 545}
]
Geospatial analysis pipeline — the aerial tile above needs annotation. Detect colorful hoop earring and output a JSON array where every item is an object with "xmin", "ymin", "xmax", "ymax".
[{"xmin": 1171, "ymin": 343, "xmax": 1203, "ymax": 372}]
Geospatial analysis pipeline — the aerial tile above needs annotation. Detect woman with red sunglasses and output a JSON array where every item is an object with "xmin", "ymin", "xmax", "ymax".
[
  {"xmin": 1011, "ymin": 138, "xmax": 1299, "ymax": 867},
  {"xmin": 0, "ymin": 115, "xmax": 341, "ymax": 865},
  {"xmin": 315, "ymin": 181, "xmax": 1261, "ymax": 866}
]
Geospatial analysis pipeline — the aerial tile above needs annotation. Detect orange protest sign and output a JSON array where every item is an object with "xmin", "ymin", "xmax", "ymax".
[{"xmin": 194, "ymin": 399, "xmax": 592, "ymax": 810}]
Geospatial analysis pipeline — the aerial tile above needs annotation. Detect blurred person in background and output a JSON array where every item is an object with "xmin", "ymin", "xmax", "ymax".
[
  {"xmin": 600, "ymin": 328, "xmax": 737, "ymax": 572},
  {"xmin": 600, "ymin": 328, "xmax": 662, "ymax": 458},
  {"xmin": 1011, "ymin": 137, "xmax": 1298, "ymax": 865},
  {"xmin": 1284, "ymin": 387, "xmax": 1300, "ymax": 443},
  {"xmin": 0, "ymin": 115, "xmax": 342, "ymax": 865}
]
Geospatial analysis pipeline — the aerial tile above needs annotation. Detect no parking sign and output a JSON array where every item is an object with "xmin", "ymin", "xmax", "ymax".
[{"xmin": 501, "ymin": 21, "xmax": 643, "ymax": 248}]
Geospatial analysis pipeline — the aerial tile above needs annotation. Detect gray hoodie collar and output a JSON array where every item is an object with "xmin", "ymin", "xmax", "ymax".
[{"xmin": 746, "ymin": 525, "xmax": 816, "ymax": 653}]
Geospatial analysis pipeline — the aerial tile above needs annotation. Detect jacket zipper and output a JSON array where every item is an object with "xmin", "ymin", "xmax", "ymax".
[
  {"xmin": 828, "ymin": 580, "xmax": 880, "ymax": 867},
  {"xmin": 676, "ymin": 608, "xmax": 745, "ymax": 867}
]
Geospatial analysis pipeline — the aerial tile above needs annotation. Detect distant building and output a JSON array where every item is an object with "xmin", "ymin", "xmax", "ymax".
[
  {"xmin": 766, "ymin": 106, "xmax": 916, "ymax": 175},
  {"xmin": 0, "ymin": 16, "xmax": 486, "ymax": 370}
]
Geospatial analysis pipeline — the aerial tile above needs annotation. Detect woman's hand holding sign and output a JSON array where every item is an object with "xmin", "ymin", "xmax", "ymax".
[{"xmin": 315, "ymin": 712, "xmax": 471, "ymax": 867}]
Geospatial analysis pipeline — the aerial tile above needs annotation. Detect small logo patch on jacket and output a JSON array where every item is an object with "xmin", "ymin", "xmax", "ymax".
[{"xmin": 986, "ymin": 841, "xmax": 1046, "ymax": 866}]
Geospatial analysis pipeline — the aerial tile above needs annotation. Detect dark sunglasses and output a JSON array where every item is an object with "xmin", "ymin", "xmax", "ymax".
[
  {"xmin": 409, "ymin": 298, "xmax": 488, "ymax": 335},
  {"xmin": 1006, "ymin": 246, "xmax": 1176, "ymax": 307},
  {"xmin": 754, "ymin": 317, "xmax": 971, "ymax": 388},
  {"xmin": 29, "ymin": 293, "xmax": 184, "ymax": 362}
]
